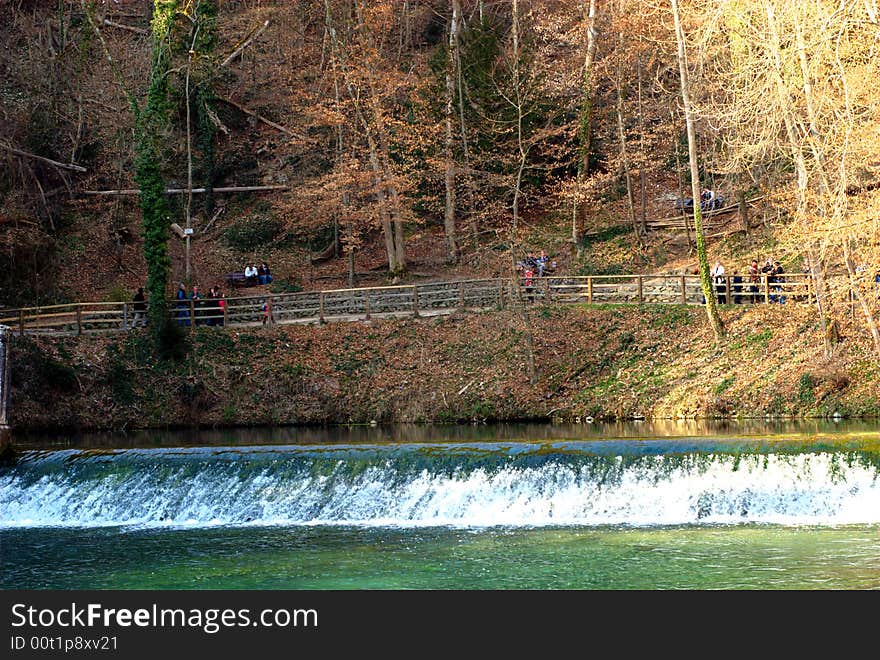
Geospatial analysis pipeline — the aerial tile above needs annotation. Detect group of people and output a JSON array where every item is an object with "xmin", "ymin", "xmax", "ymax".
[
  {"xmin": 516, "ymin": 250, "xmax": 556, "ymax": 300},
  {"xmin": 709, "ymin": 257, "xmax": 788, "ymax": 304},
  {"xmin": 176, "ymin": 282, "xmax": 227, "ymax": 326},
  {"xmin": 244, "ymin": 262, "xmax": 273, "ymax": 286},
  {"xmin": 517, "ymin": 250, "xmax": 556, "ymax": 283},
  {"xmin": 675, "ymin": 188, "xmax": 726, "ymax": 213}
]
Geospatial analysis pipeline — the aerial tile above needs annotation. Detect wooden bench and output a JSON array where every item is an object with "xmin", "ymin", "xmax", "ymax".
[{"xmin": 225, "ymin": 272, "xmax": 248, "ymax": 288}]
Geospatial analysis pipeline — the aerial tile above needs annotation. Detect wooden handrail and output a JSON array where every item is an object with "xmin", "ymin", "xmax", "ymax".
[{"xmin": 3, "ymin": 272, "xmax": 822, "ymax": 336}]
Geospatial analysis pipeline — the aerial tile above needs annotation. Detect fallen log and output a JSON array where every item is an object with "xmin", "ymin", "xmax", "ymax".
[
  {"xmin": 215, "ymin": 96, "xmax": 301, "ymax": 139},
  {"xmin": 80, "ymin": 185, "xmax": 289, "ymax": 196},
  {"xmin": 221, "ymin": 20, "xmax": 270, "ymax": 67},
  {"xmin": 2, "ymin": 144, "xmax": 87, "ymax": 173},
  {"xmin": 103, "ymin": 19, "xmax": 148, "ymax": 35}
]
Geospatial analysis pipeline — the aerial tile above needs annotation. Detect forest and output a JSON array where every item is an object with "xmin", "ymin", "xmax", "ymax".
[{"xmin": 1, "ymin": 0, "xmax": 879, "ymax": 361}]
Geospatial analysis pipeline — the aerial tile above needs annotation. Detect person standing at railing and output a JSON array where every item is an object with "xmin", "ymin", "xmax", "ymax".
[
  {"xmin": 217, "ymin": 290, "xmax": 226, "ymax": 326},
  {"xmin": 206, "ymin": 287, "xmax": 221, "ymax": 326},
  {"xmin": 176, "ymin": 282, "xmax": 189, "ymax": 326},
  {"xmin": 131, "ymin": 287, "xmax": 147, "ymax": 328},
  {"xmin": 748, "ymin": 259, "xmax": 760, "ymax": 303},
  {"xmin": 732, "ymin": 271, "xmax": 743, "ymax": 304},
  {"xmin": 537, "ymin": 250, "xmax": 551, "ymax": 277},
  {"xmin": 190, "ymin": 285, "xmax": 203, "ymax": 325},
  {"xmin": 712, "ymin": 260, "xmax": 726, "ymax": 304},
  {"xmin": 523, "ymin": 267, "xmax": 535, "ymax": 303},
  {"xmin": 771, "ymin": 261, "xmax": 786, "ymax": 304}
]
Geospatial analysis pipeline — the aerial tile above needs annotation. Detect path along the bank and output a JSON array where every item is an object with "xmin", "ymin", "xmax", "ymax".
[{"xmin": 0, "ymin": 273, "xmax": 815, "ymax": 337}]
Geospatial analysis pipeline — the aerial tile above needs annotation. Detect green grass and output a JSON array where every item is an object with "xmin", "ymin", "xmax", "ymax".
[{"xmin": 715, "ymin": 376, "xmax": 735, "ymax": 395}]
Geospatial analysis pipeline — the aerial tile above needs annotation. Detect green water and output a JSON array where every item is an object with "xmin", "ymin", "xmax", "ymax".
[
  {"xmin": 3, "ymin": 421, "xmax": 880, "ymax": 589},
  {"xmin": 3, "ymin": 525, "xmax": 879, "ymax": 589}
]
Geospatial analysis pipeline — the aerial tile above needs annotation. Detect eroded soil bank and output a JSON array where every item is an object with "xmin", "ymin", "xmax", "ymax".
[{"xmin": 9, "ymin": 304, "xmax": 880, "ymax": 431}]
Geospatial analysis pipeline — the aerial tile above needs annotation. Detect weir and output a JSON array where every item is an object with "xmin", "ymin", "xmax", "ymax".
[
  {"xmin": 0, "ymin": 325, "xmax": 10, "ymax": 448},
  {"xmin": 3, "ymin": 444, "xmax": 880, "ymax": 528}
]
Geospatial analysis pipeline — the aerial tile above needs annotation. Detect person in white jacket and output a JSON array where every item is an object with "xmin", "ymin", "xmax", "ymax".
[{"xmin": 712, "ymin": 261, "xmax": 727, "ymax": 304}]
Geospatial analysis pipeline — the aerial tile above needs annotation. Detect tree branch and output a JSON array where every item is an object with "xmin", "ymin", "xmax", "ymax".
[
  {"xmin": 103, "ymin": 19, "xmax": 148, "ymax": 36},
  {"xmin": 215, "ymin": 95, "xmax": 303, "ymax": 138},
  {"xmin": 1, "ymin": 144, "xmax": 87, "ymax": 173},
  {"xmin": 220, "ymin": 20, "xmax": 270, "ymax": 67},
  {"xmin": 80, "ymin": 185, "xmax": 289, "ymax": 196}
]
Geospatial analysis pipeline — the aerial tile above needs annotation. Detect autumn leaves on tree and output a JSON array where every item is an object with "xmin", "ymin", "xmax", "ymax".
[{"xmin": 2, "ymin": 1, "xmax": 879, "ymax": 357}]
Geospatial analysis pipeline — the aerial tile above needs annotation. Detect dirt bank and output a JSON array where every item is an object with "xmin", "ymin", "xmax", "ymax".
[{"xmin": 8, "ymin": 304, "xmax": 880, "ymax": 431}]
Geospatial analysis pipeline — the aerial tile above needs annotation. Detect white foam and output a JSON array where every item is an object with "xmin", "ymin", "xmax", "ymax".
[{"xmin": 2, "ymin": 452, "xmax": 879, "ymax": 528}]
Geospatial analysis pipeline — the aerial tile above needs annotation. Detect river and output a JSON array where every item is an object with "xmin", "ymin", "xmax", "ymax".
[{"xmin": 2, "ymin": 420, "xmax": 880, "ymax": 589}]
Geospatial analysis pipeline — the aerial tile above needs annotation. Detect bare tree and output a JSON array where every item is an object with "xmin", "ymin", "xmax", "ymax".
[
  {"xmin": 670, "ymin": 0, "xmax": 724, "ymax": 340},
  {"xmin": 443, "ymin": 0, "xmax": 462, "ymax": 264}
]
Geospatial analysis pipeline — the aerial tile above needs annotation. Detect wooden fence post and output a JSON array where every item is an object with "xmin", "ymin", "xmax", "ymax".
[
  {"xmin": 412, "ymin": 286, "xmax": 420, "ymax": 318},
  {"xmin": 19, "ymin": 310, "xmax": 24, "ymax": 336},
  {"xmin": 764, "ymin": 274, "xmax": 770, "ymax": 304},
  {"xmin": 498, "ymin": 279, "xmax": 504, "ymax": 308},
  {"xmin": 680, "ymin": 275, "xmax": 686, "ymax": 304},
  {"xmin": 364, "ymin": 291, "xmax": 371, "ymax": 320},
  {"xmin": 587, "ymin": 277, "xmax": 593, "ymax": 304},
  {"xmin": 123, "ymin": 302, "xmax": 128, "ymax": 330},
  {"xmin": 544, "ymin": 277, "xmax": 552, "ymax": 303},
  {"xmin": 725, "ymin": 276, "xmax": 731, "ymax": 305},
  {"xmin": 637, "ymin": 275, "xmax": 643, "ymax": 304},
  {"xmin": 189, "ymin": 299, "xmax": 195, "ymax": 328},
  {"xmin": 458, "ymin": 282, "xmax": 465, "ymax": 309},
  {"xmin": 267, "ymin": 297, "xmax": 274, "ymax": 325},
  {"xmin": 319, "ymin": 291, "xmax": 325, "ymax": 323},
  {"xmin": 76, "ymin": 305, "xmax": 82, "ymax": 336}
]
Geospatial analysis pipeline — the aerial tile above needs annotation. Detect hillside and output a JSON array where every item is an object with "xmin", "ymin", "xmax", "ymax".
[
  {"xmin": 2, "ymin": 1, "xmax": 879, "ymax": 432},
  {"xmin": 10, "ymin": 302, "xmax": 880, "ymax": 432}
]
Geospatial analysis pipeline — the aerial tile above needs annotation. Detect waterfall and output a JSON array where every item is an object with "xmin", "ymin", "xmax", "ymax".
[{"xmin": 3, "ymin": 444, "xmax": 880, "ymax": 529}]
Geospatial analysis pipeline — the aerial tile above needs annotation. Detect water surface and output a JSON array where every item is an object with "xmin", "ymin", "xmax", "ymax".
[{"xmin": 3, "ymin": 422, "xmax": 880, "ymax": 589}]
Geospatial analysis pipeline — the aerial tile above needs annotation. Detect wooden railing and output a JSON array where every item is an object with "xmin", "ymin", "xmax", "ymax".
[{"xmin": 0, "ymin": 273, "xmax": 815, "ymax": 336}]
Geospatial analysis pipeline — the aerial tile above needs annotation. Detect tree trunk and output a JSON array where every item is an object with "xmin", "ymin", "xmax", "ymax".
[
  {"xmin": 738, "ymin": 187, "xmax": 749, "ymax": 233},
  {"xmin": 184, "ymin": 25, "xmax": 199, "ymax": 283},
  {"xmin": 327, "ymin": 0, "xmax": 405, "ymax": 273},
  {"xmin": 765, "ymin": 1, "xmax": 809, "ymax": 209},
  {"xmin": 511, "ymin": 0, "xmax": 525, "ymax": 235},
  {"xmin": 356, "ymin": 2, "xmax": 406, "ymax": 273},
  {"xmin": 671, "ymin": 0, "xmax": 724, "ymax": 340},
  {"xmin": 637, "ymin": 53, "xmax": 647, "ymax": 235},
  {"xmin": 509, "ymin": 0, "xmax": 536, "ymax": 387},
  {"xmin": 807, "ymin": 247, "xmax": 833, "ymax": 357},
  {"xmin": 443, "ymin": 0, "xmax": 460, "ymax": 263},
  {"xmin": 794, "ymin": 12, "xmax": 830, "ymax": 195},
  {"xmin": 669, "ymin": 104, "xmax": 693, "ymax": 252},
  {"xmin": 615, "ymin": 0, "xmax": 638, "ymax": 245},
  {"xmin": 572, "ymin": 0, "xmax": 598, "ymax": 248},
  {"xmin": 842, "ymin": 240, "xmax": 880, "ymax": 358}
]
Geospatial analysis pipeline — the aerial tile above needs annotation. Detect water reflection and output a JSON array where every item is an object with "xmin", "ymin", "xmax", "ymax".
[{"xmin": 12, "ymin": 417, "xmax": 880, "ymax": 450}]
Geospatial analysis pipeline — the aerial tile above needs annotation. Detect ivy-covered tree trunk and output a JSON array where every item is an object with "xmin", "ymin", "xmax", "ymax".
[
  {"xmin": 670, "ymin": 0, "xmax": 724, "ymax": 341},
  {"xmin": 194, "ymin": 1, "xmax": 218, "ymax": 216},
  {"xmin": 134, "ymin": 1, "xmax": 178, "ymax": 344}
]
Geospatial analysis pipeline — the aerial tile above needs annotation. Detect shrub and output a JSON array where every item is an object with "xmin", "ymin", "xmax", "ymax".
[{"xmin": 797, "ymin": 373, "xmax": 815, "ymax": 406}]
